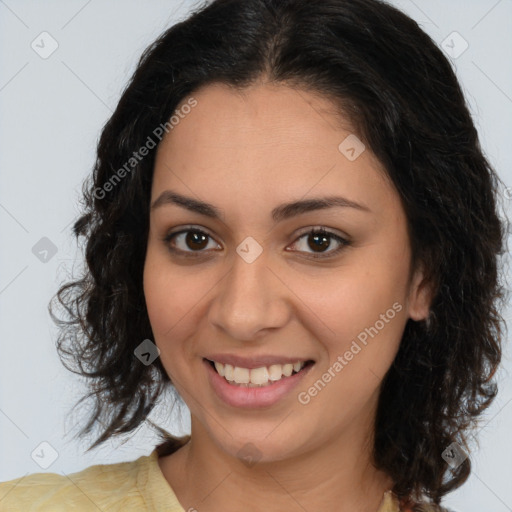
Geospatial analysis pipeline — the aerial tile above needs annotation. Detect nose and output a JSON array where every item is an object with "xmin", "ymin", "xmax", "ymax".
[{"xmin": 207, "ymin": 247, "xmax": 291, "ymax": 341}]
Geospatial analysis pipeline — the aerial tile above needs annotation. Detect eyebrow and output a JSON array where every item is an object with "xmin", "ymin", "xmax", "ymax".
[{"xmin": 150, "ymin": 190, "xmax": 370, "ymax": 222}]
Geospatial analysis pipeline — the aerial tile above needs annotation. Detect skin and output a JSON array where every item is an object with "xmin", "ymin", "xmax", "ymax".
[{"xmin": 143, "ymin": 81, "xmax": 432, "ymax": 512}]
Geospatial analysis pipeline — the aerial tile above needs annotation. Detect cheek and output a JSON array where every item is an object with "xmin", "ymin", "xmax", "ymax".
[
  {"xmin": 143, "ymin": 246, "xmax": 215, "ymax": 375},
  {"xmin": 294, "ymin": 266, "xmax": 408, "ymax": 421},
  {"xmin": 143, "ymin": 262, "xmax": 173, "ymax": 337},
  {"xmin": 143, "ymin": 249, "xmax": 191, "ymax": 362},
  {"xmin": 144, "ymin": 247, "xmax": 197, "ymax": 334},
  {"xmin": 316, "ymin": 270, "xmax": 407, "ymax": 332},
  {"xmin": 143, "ymin": 267, "xmax": 188, "ymax": 386},
  {"xmin": 299, "ymin": 246, "xmax": 410, "ymax": 367}
]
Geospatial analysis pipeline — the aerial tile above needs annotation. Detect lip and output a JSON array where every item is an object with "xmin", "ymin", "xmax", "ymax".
[
  {"xmin": 204, "ymin": 353, "xmax": 313, "ymax": 370},
  {"xmin": 204, "ymin": 358, "xmax": 314, "ymax": 409}
]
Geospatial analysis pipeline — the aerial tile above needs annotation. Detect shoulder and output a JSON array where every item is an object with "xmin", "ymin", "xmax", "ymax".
[{"xmin": 0, "ymin": 452, "xmax": 153, "ymax": 512}]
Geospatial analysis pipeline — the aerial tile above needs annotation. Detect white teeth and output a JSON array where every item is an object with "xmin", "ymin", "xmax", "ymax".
[
  {"xmin": 282, "ymin": 364, "xmax": 293, "ymax": 377},
  {"xmin": 233, "ymin": 366, "xmax": 250, "ymax": 384},
  {"xmin": 224, "ymin": 364, "xmax": 234, "ymax": 381},
  {"xmin": 214, "ymin": 361, "xmax": 225, "ymax": 377},
  {"xmin": 250, "ymin": 366, "xmax": 269, "ymax": 385},
  {"xmin": 210, "ymin": 360, "xmax": 308, "ymax": 386},
  {"xmin": 268, "ymin": 364, "xmax": 283, "ymax": 381}
]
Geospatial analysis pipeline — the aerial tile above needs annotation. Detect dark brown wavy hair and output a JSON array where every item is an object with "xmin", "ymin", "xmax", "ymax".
[{"xmin": 49, "ymin": 0, "xmax": 508, "ymax": 508}]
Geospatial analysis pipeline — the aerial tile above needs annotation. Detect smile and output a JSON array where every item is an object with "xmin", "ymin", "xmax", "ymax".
[
  {"xmin": 203, "ymin": 357, "xmax": 315, "ymax": 409},
  {"xmin": 206, "ymin": 359, "xmax": 313, "ymax": 387}
]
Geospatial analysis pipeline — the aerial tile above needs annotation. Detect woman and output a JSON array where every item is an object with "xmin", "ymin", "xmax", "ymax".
[{"xmin": 0, "ymin": 0, "xmax": 506, "ymax": 510}]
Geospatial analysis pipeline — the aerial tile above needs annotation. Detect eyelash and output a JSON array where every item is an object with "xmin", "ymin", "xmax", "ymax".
[{"xmin": 162, "ymin": 226, "xmax": 350, "ymax": 260}]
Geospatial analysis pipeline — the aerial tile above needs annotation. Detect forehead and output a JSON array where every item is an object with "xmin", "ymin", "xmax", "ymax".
[
  {"xmin": 152, "ymin": 82, "xmax": 396, "ymax": 217},
  {"xmin": 162, "ymin": 81, "xmax": 354, "ymax": 154}
]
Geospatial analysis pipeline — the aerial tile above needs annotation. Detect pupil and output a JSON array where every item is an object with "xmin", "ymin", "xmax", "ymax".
[
  {"xmin": 184, "ymin": 231, "xmax": 331, "ymax": 253},
  {"xmin": 187, "ymin": 231, "xmax": 208, "ymax": 250},
  {"xmin": 310, "ymin": 232, "xmax": 329, "ymax": 252}
]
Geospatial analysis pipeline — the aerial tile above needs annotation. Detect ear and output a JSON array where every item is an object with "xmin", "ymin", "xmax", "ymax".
[{"xmin": 407, "ymin": 263, "xmax": 433, "ymax": 321}]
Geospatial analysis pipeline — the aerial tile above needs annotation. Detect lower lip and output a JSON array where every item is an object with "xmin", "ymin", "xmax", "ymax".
[{"xmin": 204, "ymin": 359, "xmax": 314, "ymax": 409}]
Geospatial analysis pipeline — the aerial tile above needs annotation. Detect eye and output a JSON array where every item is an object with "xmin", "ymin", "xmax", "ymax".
[
  {"xmin": 163, "ymin": 227, "xmax": 221, "ymax": 257},
  {"xmin": 287, "ymin": 227, "xmax": 350, "ymax": 259},
  {"xmin": 162, "ymin": 226, "xmax": 350, "ymax": 259}
]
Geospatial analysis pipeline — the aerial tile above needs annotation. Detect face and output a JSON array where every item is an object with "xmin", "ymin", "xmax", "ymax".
[{"xmin": 143, "ymin": 82, "xmax": 430, "ymax": 463}]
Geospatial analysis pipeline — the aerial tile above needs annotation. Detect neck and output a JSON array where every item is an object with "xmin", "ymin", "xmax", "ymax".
[{"xmin": 158, "ymin": 417, "xmax": 394, "ymax": 512}]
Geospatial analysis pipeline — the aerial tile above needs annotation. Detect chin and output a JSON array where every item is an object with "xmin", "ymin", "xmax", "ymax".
[{"xmin": 213, "ymin": 430, "xmax": 305, "ymax": 466}]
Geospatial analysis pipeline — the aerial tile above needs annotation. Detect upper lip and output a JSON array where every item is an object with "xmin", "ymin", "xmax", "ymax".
[{"xmin": 204, "ymin": 354, "xmax": 314, "ymax": 369}]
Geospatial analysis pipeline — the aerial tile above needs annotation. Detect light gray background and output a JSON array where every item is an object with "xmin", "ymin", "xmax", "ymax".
[{"xmin": 1, "ymin": 1, "xmax": 511, "ymax": 511}]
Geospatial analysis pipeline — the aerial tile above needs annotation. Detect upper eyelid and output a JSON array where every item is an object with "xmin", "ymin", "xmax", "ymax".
[
  {"xmin": 165, "ymin": 224, "xmax": 348, "ymax": 238},
  {"xmin": 293, "ymin": 225, "xmax": 348, "ymax": 238},
  {"xmin": 164, "ymin": 225, "xmax": 349, "ymax": 249},
  {"xmin": 165, "ymin": 225, "xmax": 219, "ymax": 243}
]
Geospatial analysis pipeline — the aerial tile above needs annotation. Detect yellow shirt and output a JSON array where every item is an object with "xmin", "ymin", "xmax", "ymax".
[{"xmin": 0, "ymin": 449, "xmax": 437, "ymax": 511}]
